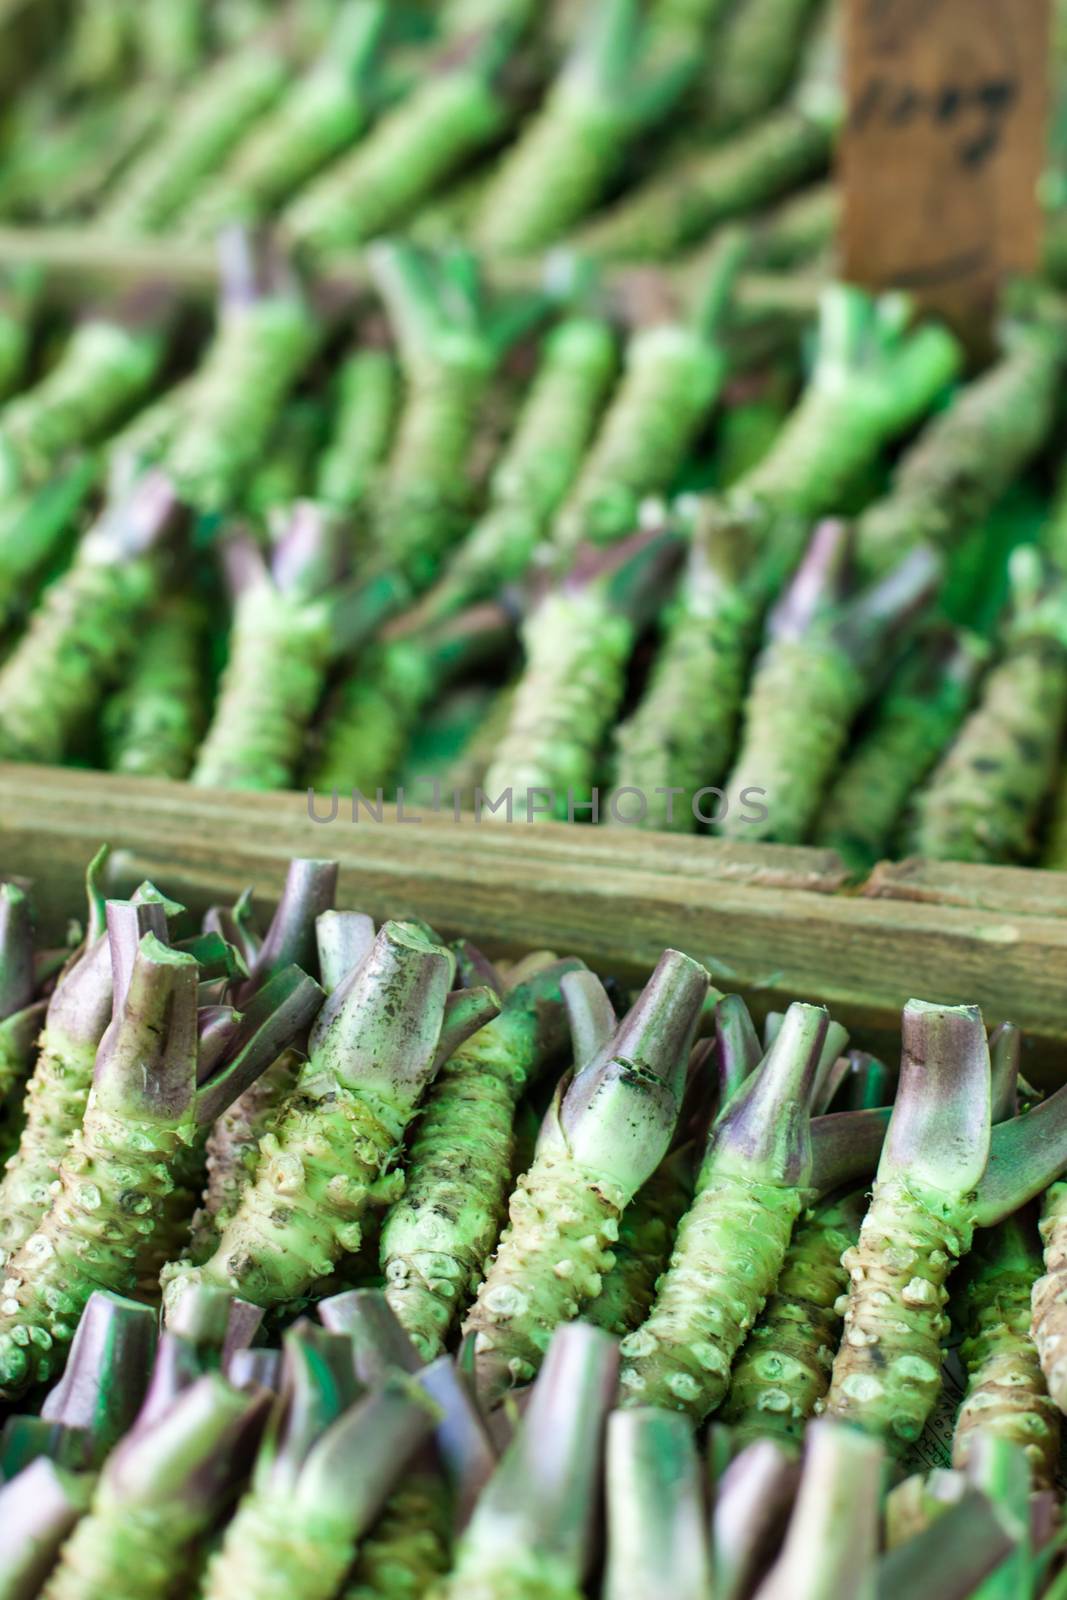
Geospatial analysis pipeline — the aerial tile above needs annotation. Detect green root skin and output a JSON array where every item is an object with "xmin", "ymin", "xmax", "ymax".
[
  {"xmin": 0, "ymin": 1104, "xmax": 193, "ymax": 1399},
  {"xmin": 856, "ymin": 329, "xmax": 1065, "ymax": 578},
  {"xmin": 822, "ymin": 1177, "xmax": 973, "ymax": 1454},
  {"xmin": 952, "ymin": 1224, "xmax": 1060, "ymax": 1491},
  {"xmin": 163, "ymin": 1067, "xmax": 404, "ymax": 1313},
  {"xmin": 720, "ymin": 638, "xmax": 865, "ymax": 844},
  {"xmin": 192, "ymin": 587, "xmax": 331, "ymax": 792},
  {"xmin": 585, "ymin": 1154, "xmax": 693, "ymax": 1337},
  {"xmin": 1030, "ymin": 1182, "xmax": 1067, "ymax": 1417},
  {"xmin": 343, "ymin": 1471, "xmax": 452, "ymax": 1600},
  {"xmin": 284, "ymin": 70, "xmax": 508, "ymax": 254},
  {"xmin": 909, "ymin": 642, "xmax": 1067, "ymax": 864},
  {"xmin": 439, "ymin": 1547, "xmax": 583, "ymax": 1600},
  {"xmin": 475, "ymin": 91, "xmax": 630, "ymax": 255},
  {"xmin": 182, "ymin": 67, "xmax": 373, "ymax": 239},
  {"xmin": 316, "ymin": 349, "xmax": 399, "ymax": 510},
  {"xmin": 552, "ymin": 327, "xmax": 723, "ymax": 556},
  {"xmin": 165, "ymin": 298, "xmax": 315, "ymax": 514},
  {"xmin": 427, "ymin": 319, "xmax": 617, "ymax": 616},
  {"xmin": 311, "ymin": 640, "xmax": 435, "ymax": 798},
  {"xmin": 0, "ymin": 554, "xmax": 159, "ymax": 763},
  {"xmin": 815, "ymin": 663, "xmax": 976, "ymax": 870},
  {"xmin": 574, "ymin": 105, "xmax": 832, "ymax": 260},
  {"xmin": 100, "ymin": 48, "xmax": 290, "ymax": 233},
  {"xmin": 0, "ymin": 319, "xmax": 164, "ymax": 492},
  {"xmin": 42, "ymin": 1499, "xmax": 213, "ymax": 1600},
  {"xmin": 203, "ymin": 1494, "xmax": 356, "ymax": 1600},
  {"xmin": 104, "ymin": 598, "xmax": 204, "ymax": 780},
  {"xmin": 611, "ymin": 583, "xmax": 758, "ymax": 832},
  {"xmin": 461, "ymin": 1147, "xmax": 627, "ymax": 1405},
  {"xmin": 371, "ymin": 347, "xmax": 493, "ymax": 589},
  {"xmin": 703, "ymin": 0, "xmax": 821, "ymax": 134},
  {"xmin": 618, "ymin": 1175, "xmax": 802, "ymax": 1418},
  {"xmin": 382, "ymin": 1017, "xmax": 539, "ymax": 1360},
  {"xmin": 482, "ymin": 593, "xmax": 633, "ymax": 819},
  {"xmin": 187, "ymin": 1051, "xmax": 301, "ymax": 1265},
  {"xmin": 720, "ymin": 1193, "xmax": 860, "ymax": 1449},
  {"xmin": 0, "ymin": 1037, "xmax": 100, "ymax": 1267}
]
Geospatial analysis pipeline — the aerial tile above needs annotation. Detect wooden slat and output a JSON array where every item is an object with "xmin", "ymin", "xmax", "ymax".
[
  {"xmin": 865, "ymin": 856, "xmax": 1067, "ymax": 917},
  {"xmin": 3, "ymin": 765, "xmax": 1067, "ymax": 1081}
]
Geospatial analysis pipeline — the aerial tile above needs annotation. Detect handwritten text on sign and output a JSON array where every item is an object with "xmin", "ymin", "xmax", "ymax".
[{"xmin": 842, "ymin": 0, "xmax": 1049, "ymax": 330}]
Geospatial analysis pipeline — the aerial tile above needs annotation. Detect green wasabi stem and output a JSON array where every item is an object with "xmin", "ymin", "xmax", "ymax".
[
  {"xmin": 164, "ymin": 921, "xmax": 495, "ymax": 1314},
  {"xmin": 134, "ymin": 0, "xmax": 207, "ymax": 81},
  {"xmin": 473, "ymin": 0, "xmax": 692, "ymax": 255},
  {"xmin": 572, "ymin": 17, "xmax": 841, "ymax": 261},
  {"xmin": 710, "ymin": 1439, "xmax": 800, "ymax": 1600},
  {"xmin": 181, "ymin": 3, "xmax": 387, "ymax": 238},
  {"xmin": 102, "ymin": 597, "xmax": 205, "ymax": 780},
  {"xmin": 282, "ymin": 24, "xmax": 519, "ymax": 255},
  {"xmin": 824, "ymin": 1000, "xmax": 1067, "ymax": 1453},
  {"xmin": 855, "ymin": 319, "xmax": 1067, "ymax": 579},
  {"xmin": 193, "ymin": 504, "xmax": 406, "ymax": 792},
  {"xmin": 875, "ymin": 1488, "xmax": 1017, "ymax": 1600},
  {"xmin": 462, "ymin": 951, "xmax": 708, "ymax": 1404},
  {"xmin": 588, "ymin": 992, "xmax": 762, "ymax": 1335},
  {"xmin": 618, "ymin": 1001, "xmax": 829, "ymax": 1418},
  {"xmin": 702, "ymin": 0, "xmax": 824, "ymax": 136},
  {"xmin": 610, "ymin": 499, "xmax": 798, "ymax": 833},
  {"xmin": 951, "ymin": 1208, "xmax": 1060, "ymax": 1491},
  {"xmin": 834, "ymin": 1051, "xmax": 897, "ymax": 1115},
  {"xmin": 910, "ymin": 550, "xmax": 1067, "ymax": 865},
  {"xmin": 0, "ymin": 291, "xmax": 172, "ymax": 498},
  {"xmin": 551, "ymin": 237, "xmax": 742, "ymax": 559},
  {"xmin": 482, "ymin": 525, "xmax": 684, "ymax": 821},
  {"xmin": 0, "ymin": 473, "xmax": 184, "ymax": 764},
  {"xmin": 244, "ymin": 400, "xmax": 327, "ymax": 520},
  {"xmin": 1044, "ymin": 457, "xmax": 1067, "ymax": 575},
  {"xmin": 0, "ymin": 267, "xmax": 40, "ymax": 403},
  {"xmin": 204, "ymin": 1332, "xmax": 436, "ymax": 1600},
  {"xmin": 958, "ymin": 1437, "xmax": 1032, "ymax": 1600},
  {"xmin": 381, "ymin": 951, "xmax": 583, "ymax": 1360},
  {"xmin": 40, "ymin": 1374, "xmax": 270, "ymax": 1600},
  {"xmin": 98, "ymin": 42, "xmax": 291, "ymax": 234},
  {"xmin": 440, "ymin": 1322, "xmax": 619, "ymax": 1600},
  {"xmin": 720, "ymin": 1189, "xmax": 866, "ymax": 1450},
  {"xmin": 417, "ymin": 1353, "xmax": 498, "ymax": 1530},
  {"xmin": 753, "ymin": 1422, "xmax": 883, "ymax": 1600},
  {"xmin": 0, "ymin": 864, "xmax": 132, "ymax": 1267},
  {"xmin": 730, "ymin": 287, "xmax": 962, "ymax": 522},
  {"xmin": 165, "ymin": 239, "xmax": 318, "ymax": 515},
  {"xmin": 721, "ymin": 525, "xmax": 942, "ymax": 844},
  {"xmin": 106, "ymin": 379, "xmax": 198, "ymax": 499},
  {"xmin": 0, "ymin": 1460, "xmax": 94, "ymax": 1600},
  {"xmin": 0, "ymin": 1290, "xmax": 157, "ymax": 1479},
  {"xmin": 413, "ymin": 316, "xmax": 618, "ymax": 623},
  {"xmin": 603, "ymin": 1409, "xmax": 712, "ymax": 1600},
  {"xmin": 0, "ymin": 88, "xmax": 163, "ymax": 224},
  {"xmin": 0, "ymin": 460, "xmax": 100, "ymax": 640},
  {"xmin": 190, "ymin": 862, "xmax": 341, "ymax": 1260},
  {"xmin": 814, "ymin": 627, "xmax": 986, "ymax": 873},
  {"xmin": 0, "ymin": 881, "xmax": 41, "ymax": 1122},
  {"xmin": 310, "ymin": 602, "xmax": 512, "ymax": 796},
  {"xmin": 137, "ymin": 1290, "xmax": 265, "ymax": 1424},
  {"xmin": 747, "ymin": 182, "xmax": 838, "ymax": 272},
  {"xmin": 0, "ymin": 925, "xmax": 322, "ymax": 1398},
  {"xmin": 315, "ymin": 345, "xmax": 399, "ymax": 510},
  {"xmin": 363, "ymin": 243, "xmax": 507, "ymax": 591}
]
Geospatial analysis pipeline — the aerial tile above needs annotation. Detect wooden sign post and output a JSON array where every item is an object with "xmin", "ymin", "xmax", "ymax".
[{"xmin": 842, "ymin": 0, "xmax": 1050, "ymax": 339}]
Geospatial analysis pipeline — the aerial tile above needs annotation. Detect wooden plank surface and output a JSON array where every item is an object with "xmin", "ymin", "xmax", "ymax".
[
  {"xmin": 842, "ymin": 0, "xmax": 1050, "ymax": 339},
  {"xmin": 4, "ymin": 764, "xmax": 1067, "ymax": 1079}
]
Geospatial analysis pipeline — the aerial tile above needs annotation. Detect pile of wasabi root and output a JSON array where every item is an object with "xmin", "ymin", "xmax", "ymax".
[{"xmin": 3, "ymin": 848, "xmax": 1067, "ymax": 1599}]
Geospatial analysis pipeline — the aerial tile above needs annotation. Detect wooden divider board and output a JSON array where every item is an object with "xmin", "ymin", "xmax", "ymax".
[{"xmin": 842, "ymin": 0, "xmax": 1050, "ymax": 335}]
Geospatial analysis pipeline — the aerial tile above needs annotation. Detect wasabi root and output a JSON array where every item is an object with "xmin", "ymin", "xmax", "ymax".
[
  {"xmin": 103, "ymin": 598, "xmax": 205, "ymax": 780},
  {"xmin": 382, "ymin": 952, "xmax": 582, "ymax": 1360},
  {"xmin": 462, "ymin": 951, "xmax": 708, "ymax": 1403}
]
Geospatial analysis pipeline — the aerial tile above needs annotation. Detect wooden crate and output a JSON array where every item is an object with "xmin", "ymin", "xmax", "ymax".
[{"xmin": 3, "ymin": 762, "xmax": 1067, "ymax": 1084}]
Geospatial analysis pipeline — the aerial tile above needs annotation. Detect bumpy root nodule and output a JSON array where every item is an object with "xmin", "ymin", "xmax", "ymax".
[
  {"xmin": 1031, "ymin": 1182, "xmax": 1067, "ymax": 1416},
  {"xmin": 42, "ymin": 1502, "xmax": 206, "ymax": 1600},
  {"xmin": 203, "ymin": 1495, "xmax": 355, "ymax": 1600},
  {"xmin": 343, "ymin": 1472, "xmax": 452, "ymax": 1600},
  {"xmin": 461, "ymin": 1149, "xmax": 626, "ymax": 1405},
  {"xmin": 619, "ymin": 1175, "xmax": 802, "ymax": 1418},
  {"xmin": 822, "ymin": 1178, "xmax": 970, "ymax": 1452}
]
